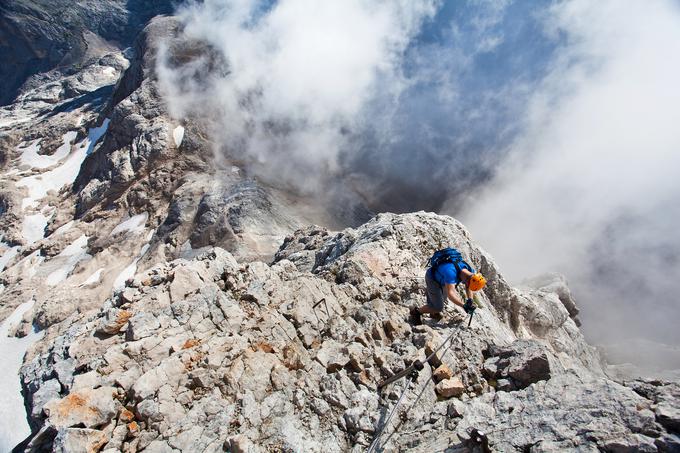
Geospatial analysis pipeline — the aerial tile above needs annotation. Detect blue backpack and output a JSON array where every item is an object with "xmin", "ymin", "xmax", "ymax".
[{"xmin": 427, "ymin": 247, "xmax": 466, "ymax": 276}]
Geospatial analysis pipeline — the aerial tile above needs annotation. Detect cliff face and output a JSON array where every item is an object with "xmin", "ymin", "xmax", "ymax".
[
  {"xmin": 0, "ymin": 4, "xmax": 679, "ymax": 453},
  {"xmin": 0, "ymin": 0, "xmax": 174, "ymax": 106}
]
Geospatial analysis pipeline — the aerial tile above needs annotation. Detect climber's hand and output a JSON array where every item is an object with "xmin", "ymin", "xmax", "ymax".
[{"xmin": 463, "ymin": 298, "xmax": 476, "ymax": 315}]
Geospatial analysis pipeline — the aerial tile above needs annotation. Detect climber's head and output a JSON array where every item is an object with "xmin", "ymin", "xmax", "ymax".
[
  {"xmin": 458, "ymin": 268, "xmax": 486, "ymax": 291},
  {"xmin": 467, "ymin": 272, "xmax": 487, "ymax": 291}
]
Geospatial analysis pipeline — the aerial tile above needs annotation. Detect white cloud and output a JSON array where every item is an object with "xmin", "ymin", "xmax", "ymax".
[
  {"xmin": 158, "ymin": 0, "xmax": 439, "ymax": 191},
  {"xmin": 462, "ymin": 0, "xmax": 680, "ymax": 351}
]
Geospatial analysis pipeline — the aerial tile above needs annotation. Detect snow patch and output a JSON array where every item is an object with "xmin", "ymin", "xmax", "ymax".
[
  {"xmin": 0, "ymin": 245, "xmax": 20, "ymax": 272},
  {"xmin": 21, "ymin": 213, "xmax": 49, "ymax": 245},
  {"xmin": 173, "ymin": 125, "xmax": 185, "ymax": 147},
  {"xmin": 19, "ymin": 131, "xmax": 77, "ymax": 169},
  {"xmin": 46, "ymin": 235, "xmax": 91, "ymax": 286},
  {"xmin": 0, "ymin": 299, "xmax": 43, "ymax": 452},
  {"xmin": 53, "ymin": 220, "xmax": 74, "ymax": 236},
  {"xmin": 111, "ymin": 212, "xmax": 148, "ymax": 236},
  {"xmin": 102, "ymin": 66, "xmax": 117, "ymax": 77},
  {"xmin": 112, "ymin": 234, "xmax": 152, "ymax": 291},
  {"xmin": 17, "ymin": 250, "xmax": 45, "ymax": 279},
  {"xmin": 81, "ymin": 268, "xmax": 104, "ymax": 286},
  {"xmin": 17, "ymin": 120, "xmax": 109, "ymax": 210}
]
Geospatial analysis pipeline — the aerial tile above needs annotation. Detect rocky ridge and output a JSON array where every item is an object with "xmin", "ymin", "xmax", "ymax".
[{"xmin": 16, "ymin": 212, "xmax": 680, "ymax": 452}]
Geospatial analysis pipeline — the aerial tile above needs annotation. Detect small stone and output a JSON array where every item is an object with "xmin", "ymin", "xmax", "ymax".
[
  {"xmin": 354, "ymin": 334, "xmax": 370, "ymax": 348},
  {"xmin": 32, "ymin": 378, "xmax": 62, "ymax": 419},
  {"xmin": 229, "ymin": 434, "xmax": 253, "ymax": 453},
  {"xmin": 283, "ymin": 343, "xmax": 308, "ymax": 371},
  {"xmin": 189, "ymin": 368, "xmax": 214, "ymax": 388},
  {"xmin": 371, "ymin": 322, "xmax": 386, "ymax": 342},
  {"xmin": 655, "ymin": 402, "xmax": 680, "ymax": 432},
  {"xmin": 447, "ymin": 400, "xmax": 466, "ymax": 418},
  {"xmin": 182, "ymin": 338, "xmax": 200, "ymax": 349},
  {"xmin": 496, "ymin": 378, "xmax": 515, "ymax": 392},
  {"xmin": 97, "ymin": 309, "xmax": 132, "ymax": 335},
  {"xmin": 119, "ymin": 408, "xmax": 135, "ymax": 422},
  {"xmin": 347, "ymin": 342, "xmax": 366, "ymax": 372},
  {"xmin": 425, "ymin": 340, "xmax": 443, "ymax": 368},
  {"xmin": 433, "ymin": 364, "xmax": 453, "ymax": 382},
  {"xmin": 383, "ymin": 319, "xmax": 406, "ymax": 340},
  {"xmin": 125, "ymin": 311, "xmax": 160, "ymax": 341},
  {"xmin": 299, "ymin": 324, "xmax": 316, "ymax": 348},
  {"xmin": 435, "ymin": 377, "xmax": 465, "ymax": 399},
  {"xmin": 482, "ymin": 356, "xmax": 500, "ymax": 378},
  {"xmin": 120, "ymin": 289, "xmax": 137, "ymax": 303},
  {"xmin": 128, "ymin": 421, "xmax": 140, "ymax": 436},
  {"xmin": 169, "ymin": 267, "xmax": 204, "ymax": 303},
  {"xmin": 316, "ymin": 340, "xmax": 350, "ymax": 372},
  {"xmin": 357, "ymin": 370, "xmax": 372, "ymax": 387}
]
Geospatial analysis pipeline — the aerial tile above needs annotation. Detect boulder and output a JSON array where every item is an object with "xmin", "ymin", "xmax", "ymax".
[
  {"xmin": 483, "ymin": 340, "xmax": 552, "ymax": 389},
  {"xmin": 44, "ymin": 387, "xmax": 118, "ymax": 429}
]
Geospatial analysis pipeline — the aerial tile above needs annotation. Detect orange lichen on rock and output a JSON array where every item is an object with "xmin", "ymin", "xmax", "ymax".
[
  {"xmin": 119, "ymin": 408, "xmax": 135, "ymax": 422},
  {"xmin": 182, "ymin": 338, "xmax": 200, "ymax": 349},
  {"xmin": 253, "ymin": 341, "xmax": 275, "ymax": 353},
  {"xmin": 43, "ymin": 387, "xmax": 118, "ymax": 428},
  {"xmin": 128, "ymin": 421, "xmax": 140, "ymax": 435}
]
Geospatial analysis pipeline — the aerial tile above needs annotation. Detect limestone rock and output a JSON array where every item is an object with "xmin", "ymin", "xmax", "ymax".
[
  {"xmin": 316, "ymin": 339, "xmax": 350, "ymax": 372},
  {"xmin": 229, "ymin": 435, "xmax": 254, "ymax": 453},
  {"xmin": 125, "ymin": 311, "xmax": 161, "ymax": 341},
  {"xmin": 44, "ymin": 387, "xmax": 118, "ymax": 429},
  {"xmin": 97, "ymin": 308, "xmax": 132, "ymax": 335},
  {"xmin": 483, "ymin": 339, "xmax": 552, "ymax": 390},
  {"xmin": 53, "ymin": 428, "xmax": 108, "ymax": 453},
  {"xmin": 10, "ymin": 213, "xmax": 679, "ymax": 453},
  {"xmin": 433, "ymin": 364, "xmax": 454, "ymax": 382},
  {"xmin": 31, "ymin": 378, "xmax": 62, "ymax": 420},
  {"xmin": 436, "ymin": 376, "xmax": 465, "ymax": 398}
]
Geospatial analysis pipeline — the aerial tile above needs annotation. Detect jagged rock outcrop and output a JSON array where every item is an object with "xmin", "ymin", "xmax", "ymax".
[
  {"xmin": 0, "ymin": 0, "xmax": 174, "ymax": 106},
  {"xmin": 16, "ymin": 212, "xmax": 679, "ymax": 452}
]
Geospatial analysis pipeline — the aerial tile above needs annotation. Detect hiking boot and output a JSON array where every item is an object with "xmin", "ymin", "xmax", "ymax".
[
  {"xmin": 431, "ymin": 312, "xmax": 443, "ymax": 322},
  {"xmin": 409, "ymin": 307, "xmax": 422, "ymax": 325}
]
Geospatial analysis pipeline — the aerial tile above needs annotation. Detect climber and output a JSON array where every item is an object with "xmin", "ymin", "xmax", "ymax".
[{"xmin": 410, "ymin": 248, "xmax": 486, "ymax": 325}]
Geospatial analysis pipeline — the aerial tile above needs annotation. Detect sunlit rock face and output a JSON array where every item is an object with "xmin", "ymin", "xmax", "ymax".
[{"xmin": 11, "ymin": 212, "xmax": 680, "ymax": 452}]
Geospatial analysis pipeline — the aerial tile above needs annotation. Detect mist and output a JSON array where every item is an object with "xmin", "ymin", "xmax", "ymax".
[
  {"xmin": 158, "ymin": 0, "xmax": 680, "ymax": 368},
  {"xmin": 158, "ymin": 0, "xmax": 439, "ymax": 197},
  {"xmin": 462, "ymin": 0, "xmax": 680, "ymax": 366}
]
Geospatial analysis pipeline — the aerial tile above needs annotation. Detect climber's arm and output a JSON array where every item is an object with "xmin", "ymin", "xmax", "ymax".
[{"xmin": 445, "ymin": 283, "xmax": 465, "ymax": 308}]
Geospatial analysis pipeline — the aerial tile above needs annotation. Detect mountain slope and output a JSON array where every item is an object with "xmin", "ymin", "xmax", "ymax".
[{"xmin": 16, "ymin": 212, "xmax": 680, "ymax": 452}]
